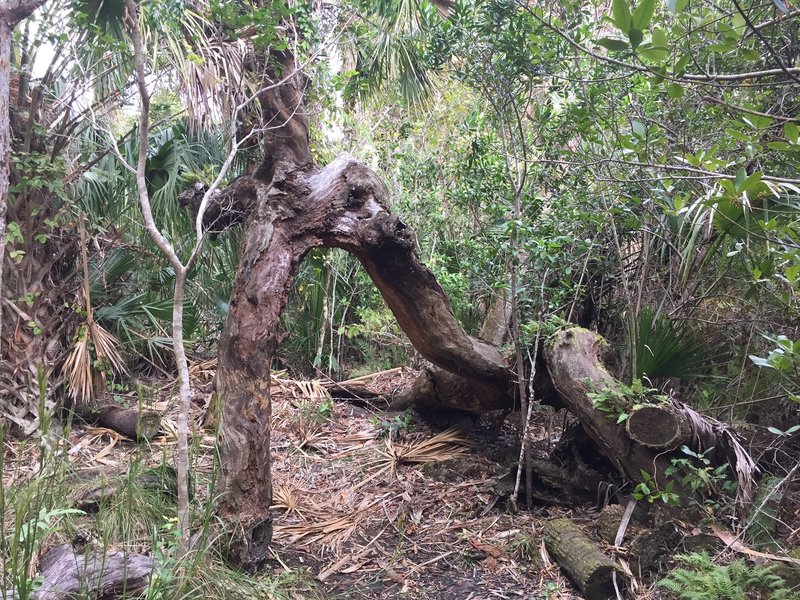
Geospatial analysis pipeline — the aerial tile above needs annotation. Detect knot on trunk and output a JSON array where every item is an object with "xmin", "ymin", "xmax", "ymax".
[{"xmin": 341, "ymin": 162, "xmax": 390, "ymax": 210}]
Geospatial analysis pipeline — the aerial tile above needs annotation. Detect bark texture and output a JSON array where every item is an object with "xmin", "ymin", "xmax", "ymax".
[
  {"xmin": 213, "ymin": 50, "xmax": 516, "ymax": 567},
  {"xmin": 544, "ymin": 327, "xmax": 757, "ymax": 508},
  {"xmin": 4, "ymin": 542, "xmax": 153, "ymax": 599},
  {"xmin": 0, "ymin": 0, "xmax": 49, "ymax": 353},
  {"xmin": 543, "ymin": 518, "xmax": 620, "ymax": 600},
  {"xmin": 544, "ymin": 328, "xmax": 679, "ymax": 489}
]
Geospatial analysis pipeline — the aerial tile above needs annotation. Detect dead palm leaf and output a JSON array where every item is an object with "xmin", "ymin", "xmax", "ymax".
[
  {"xmin": 378, "ymin": 428, "xmax": 470, "ymax": 471},
  {"xmin": 272, "ymin": 484, "xmax": 303, "ymax": 517},
  {"xmin": 62, "ymin": 214, "xmax": 128, "ymax": 405}
]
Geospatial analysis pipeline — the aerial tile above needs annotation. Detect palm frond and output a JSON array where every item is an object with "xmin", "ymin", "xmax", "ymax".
[
  {"xmin": 631, "ymin": 307, "xmax": 713, "ymax": 381},
  {"xmin": 379, "ymin": 428, "xmax": 469, "ymax": 468}
]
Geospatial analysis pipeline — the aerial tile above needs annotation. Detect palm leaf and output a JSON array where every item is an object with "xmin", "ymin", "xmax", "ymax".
[{"xmin": 631, "ymin": 307, "xmax": 713, "ymax": 381}]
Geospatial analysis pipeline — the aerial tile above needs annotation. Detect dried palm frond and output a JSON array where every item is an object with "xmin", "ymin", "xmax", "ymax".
[
  {"xmin": 275, "ymin": 513, "xmax": 359, "ymax": 547},
  {"xmin": 378, "ymin": 428, "xmax": 469, "ymax": 471},
  {"xmin": 272, "ymin": 484, "xmax": 303, "ymax": 517},
  {"xmin": 677, "ymin": 400, "xmax": 758, "ymax": 509},
  {"xmin": 63, "ymin": 213, "xmax": 128, "ymax": 405}
]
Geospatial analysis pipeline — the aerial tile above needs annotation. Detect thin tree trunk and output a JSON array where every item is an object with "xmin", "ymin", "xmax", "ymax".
[
  {"xmin": 0, "ymin": 21, "xmax": 11, "ymax": 347},
  {"xmin": 0, "ymin": 0, "xmax": 49, "ymax": 350},
  {"xmin": 124, "ymin": 0, "xmax": 194, "ymax": 554},
  {"xmin": 172, "ymin": 270, "xmax": 191, "ymax": 548}
]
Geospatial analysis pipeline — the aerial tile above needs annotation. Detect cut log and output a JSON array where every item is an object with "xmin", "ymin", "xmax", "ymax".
[
  {"xmin": 543, "ymin": 518, "xmax": 621, "ymax": 600},
  {"xmin": 4, "ymin": 543, "xmax": 153, "ymax": 599},
  {"xmin": 74, "ymin": 403, "xmax": 161, "ymax": 440},
  {"xmin": 625, "ymin": 403, "xmax": 689, "ymax": 449},
  {"xmin": 544, "ymin": 328, "xmax": 678, "ymax": 489}
]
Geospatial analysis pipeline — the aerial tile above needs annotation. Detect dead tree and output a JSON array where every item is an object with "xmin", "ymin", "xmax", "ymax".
[{"xmin": 207, "ymin": 50, "xmax": 515, "ymax": 568}]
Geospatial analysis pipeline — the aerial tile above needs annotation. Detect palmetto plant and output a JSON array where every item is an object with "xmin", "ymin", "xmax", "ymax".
[{"xmin": 630, "ymin": 306, "xmax": 712, "ymax": 382}]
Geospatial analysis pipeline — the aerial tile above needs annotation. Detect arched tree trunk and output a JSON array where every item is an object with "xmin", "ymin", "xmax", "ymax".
[{"xmin": 210, "ymin": 50, "xmax": 517, "ymax": 569}]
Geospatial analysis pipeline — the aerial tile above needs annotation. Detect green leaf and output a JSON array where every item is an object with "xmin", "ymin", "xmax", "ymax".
[
  {"xmin": 786, "ymin": 264, "xmax": 800, "ymax": 283},
  {"xmin": 632, "ymin": 0, "xmax": 656, "ymax": 30},
  {"xmin": 740, "ymin": 48, "xmax": 761, "ymax": 61},
  {"xmin": 597, "ymin": 37, "xmax": 630, "ymax": 51},
  {"xmin": 632, "ymin": 120, "xmax": 647, "ymax": 138},
  {"xmin": 667, "ymin": 82, "xmax": 685, "ymax": 98},
  {"xmin": 735, "ymin": 167, "xmax": 747, "ymax": 191},
  {"xmin": 666, "ymin": 0, "xmax": 689, "ymax": 13},
  {"xmin": 651, "ymin": 27, "xmax": 668, "ymax": 48},
  {"xmin": 638, "ymin": 45, "xmax": 669, "ymax": 63},
  {"xmin": 628, "ymin": 27, "xmax": 644, "ymax": 49},
  {"xmin": 612, "ymin": 0, "xmax": 632, "ymax": 33},
  {"xmin": 674, "ymin": 53, "xmax": 692, "ymax": 77},
  {"xmin": 785, "ymin": 122, "xmax": 799, "ymax": 144}
]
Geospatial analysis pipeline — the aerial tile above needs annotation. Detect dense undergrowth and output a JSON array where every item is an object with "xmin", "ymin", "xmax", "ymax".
[{"xmin": 1, "ymin": 0, "xmax": 799, "ymax": 597}]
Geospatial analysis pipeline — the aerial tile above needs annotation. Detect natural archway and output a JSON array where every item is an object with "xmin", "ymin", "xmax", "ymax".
[{"xmin": 194, "ymin": 50, "xmax": 756, "ymax": 570}]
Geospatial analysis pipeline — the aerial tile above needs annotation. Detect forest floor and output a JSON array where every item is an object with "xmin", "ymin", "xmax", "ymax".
[{"xmin": 2, "ymin": 363, "xmax": 674, "ymax": 599}]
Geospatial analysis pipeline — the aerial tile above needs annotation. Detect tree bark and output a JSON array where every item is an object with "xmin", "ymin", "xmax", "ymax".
[
  {"xmin": 543, "ymin": 518, "xmax": 621, "ymax": 600},
  {"xmin": 212, "ymin": 49, "xmax": 518, "ymax": 567},
  {"xmin": 544, "ymin": 328, "xmax": 682, "ymax": 490},
  {"xmin": 543, "ymin": 327, "xmax": 757, "ymax": 508}
]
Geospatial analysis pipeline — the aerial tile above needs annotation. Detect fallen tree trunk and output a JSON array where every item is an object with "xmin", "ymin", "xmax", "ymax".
[
  {"xmin": 73, "ymin": 403, "xmax": 161, "ymax": 440},
  {"xmin": 544, "ymin": 327, "xmax": 757, "ymax": 507},
  {"xmin": 544, "ymin": 328, "xmax": 676, "ymax": 486},
  {"xmin": 543, "ymin": 518, "xmax": 621, "ymax": 600},
  {"xmin": 5, "ymin": 543, "xmax": 153, "ymax": 599}
]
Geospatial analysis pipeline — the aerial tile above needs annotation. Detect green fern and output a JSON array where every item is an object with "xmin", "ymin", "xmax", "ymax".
[{"xmin": 658, "ymin": 552, "xmax": 790, "ymax": 600}]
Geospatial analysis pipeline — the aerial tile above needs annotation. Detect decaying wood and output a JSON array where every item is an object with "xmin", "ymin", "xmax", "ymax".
[
  {"xmin": 544, "ymin": 327, "xmax": 757, "ymax": 508},
  {"xmin": 74, "ymin": 403, "xmax": 161, "ymax": 440},
  {"xmin": 625, "ymin": 403, "xmax": 689, "ymax": 449},
  {"xmin": 4, "ymin": 542, "xmax": 152, "ymax": 599},
  {"xmin": 543, "ymin": 518, "xmax": 621, "ymax": 600},
  {"xmin": 390, "ymin": 287, "xmax": 518, "ymax": 412},
  {"xmin": 544, "ymin": 328, "xmax": 679, "ymax": 490}
]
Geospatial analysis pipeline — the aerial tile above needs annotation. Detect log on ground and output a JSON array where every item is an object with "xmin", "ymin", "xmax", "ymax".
[
  {"xmin": 543, "ymin": 518, "xmax": 621, "ymax": 600},
  {"xmin": 6, "ymin": 542, "xmax": 153, "ymax": 599},
  {"xmin": 74, "ymin": 403, "xmax": 161, "ymax": 440}
]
